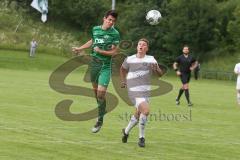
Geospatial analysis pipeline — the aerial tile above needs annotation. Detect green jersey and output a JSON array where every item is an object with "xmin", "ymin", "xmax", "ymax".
[{"xmin": 91, "ymin": 25, "xmax": 120, "ymax": 62}]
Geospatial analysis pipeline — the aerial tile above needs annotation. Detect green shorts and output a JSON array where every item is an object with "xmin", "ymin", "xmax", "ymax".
[{"xmin": 90, "ymin": 58, "xmax": 112, "ymax": 87}]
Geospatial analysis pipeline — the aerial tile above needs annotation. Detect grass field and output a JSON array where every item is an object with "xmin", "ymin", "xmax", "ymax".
[{"xmin": 0, "ymin": 50, "xmax": 240, "ymax": 160}]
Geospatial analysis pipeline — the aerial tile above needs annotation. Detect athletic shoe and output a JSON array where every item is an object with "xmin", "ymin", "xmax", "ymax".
[
  {"xmin": 91, "ymin": 121, "xmax": 102, "ymax": 133},
  {"xmin": 188, "ymin": 102, "xmax": 193, "ymax": 107},
  {"xmin": 176, "ymin": 99, "xmax": 180, "ymax": 105},
  {"xmin": 122, "ymin": 128, "xmax": 129, "ymax": 143},
  {"xmin": 138, "ymin": 137, "xmax": 145, "ymax": 147}
]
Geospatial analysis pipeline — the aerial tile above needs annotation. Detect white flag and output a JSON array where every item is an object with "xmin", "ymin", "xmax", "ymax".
[{"xmin": 31, "ymin": 0, "xmax": 48, "ymax": 23}]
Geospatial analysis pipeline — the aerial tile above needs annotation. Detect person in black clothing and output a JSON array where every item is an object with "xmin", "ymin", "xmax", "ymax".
[
  {"xmin": 194, "ymin": 63, "xmax": 200, "ymax": 80},
  {"xmin": 173, "ymin": 45, "xmax": 198, "ymax": 106}
]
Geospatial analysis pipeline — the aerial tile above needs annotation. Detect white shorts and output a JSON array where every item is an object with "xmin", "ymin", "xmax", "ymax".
[{"xmin": 134, "ymin": 97, "xmax": 149, "ymax": 108}]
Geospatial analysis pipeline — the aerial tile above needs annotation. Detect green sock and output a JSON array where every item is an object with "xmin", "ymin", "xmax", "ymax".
[{"xmin": 97, "ymin": 98, "xmax": 106, "ymax": 124}]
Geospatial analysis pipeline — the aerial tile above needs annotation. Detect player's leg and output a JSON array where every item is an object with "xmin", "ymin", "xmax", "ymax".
[
  {"xmin": 91, "ymin": 85, "xmax": 107, "ymax": 133},
  {"xmin": 32, "ymin": 48, "xmax": 36, "ymax": 57},
  {"xmin": 184, "ymin": 73, "xmax": 193, "ymax": 106},
  {"xmin": 236, "ymin": 80, "xmax": 240, "ymax": 105},
  {"xmin": 90, "ymin": 59, "xmax": 104, "ymax": 133},
  {"xmin": 237, "ymin": 90, "xmax": 240, "ymax": 105},
  {"xmin": 122, "ymin": 109, "xmax": 139, "ymax": 143},
  {"xmin": 137, "ymin": 99, "xmax": 150, "ymax": 147},
  {"xmin": 96, "ymin": 85, "xmax": 107, "ymax": 123},
  {"xmin": 92, "ymin": 64, "xmax": 111, "ymax": 133},
  {"xmin": 180, "ymin": 73, "xmax": 192, "ymax": 106},
  {"xmin": 30, "ymin": 47, "xmax": 33, "ymax": 57},
  {"xmin": 92, "ymin": 83, "xmax": 98, "ymax": 101},
  {"xmin": 176, "ymin": 75, "xmax": 185, "ymax": 105},
  {"xmin": 176, "ymin": 87, "xmax": 184, "ymax": 105},
  {"xmin": 183, "ymin": 83, "xmax": 192, "ymax": 106}
]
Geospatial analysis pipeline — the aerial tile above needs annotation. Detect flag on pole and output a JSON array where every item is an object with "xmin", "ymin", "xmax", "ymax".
[{"xmin": 31, "ymin": 0, "xmax": 48, "ymax": 23}]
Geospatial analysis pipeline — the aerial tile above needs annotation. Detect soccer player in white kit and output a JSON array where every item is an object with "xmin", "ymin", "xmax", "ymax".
[
  {"xmin": 234, "ymin": 63, "xmax": 240, "ymax": 105},
  {"xmin": 120, "ymin": 38, "xmax": 163, "ymax": 147}
]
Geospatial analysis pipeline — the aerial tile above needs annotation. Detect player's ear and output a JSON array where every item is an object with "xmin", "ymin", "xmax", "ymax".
[{"xmin": 103, "ymin": 16, "xmax": 108, "ymax": 20}]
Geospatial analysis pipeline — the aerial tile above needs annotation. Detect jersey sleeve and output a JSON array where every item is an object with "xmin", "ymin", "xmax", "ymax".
[
  {"xmin": 175, "ymin": 56, "xmax": 180, "ymax": 63},
  {"xmin": 234, "ymin": 64, "xmax": 239, "ymax": 74},
  {"xmin": 152, "ymin": 57, "xmax": 158, "ymax": 64},
  {"xmin": 91, "ymin": 26, "xmax": 95, "ymax": 40},
  {"xmin": 121, "ymin": 57, "xmax": 129, "ymax": 70}
]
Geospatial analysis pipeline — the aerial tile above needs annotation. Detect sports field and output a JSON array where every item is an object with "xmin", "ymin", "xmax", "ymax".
[{"xmin": 0, "ymin": 50, "xmax": 240, "ymax": 160}]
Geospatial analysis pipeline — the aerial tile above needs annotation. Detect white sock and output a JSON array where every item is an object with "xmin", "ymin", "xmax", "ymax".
[
  {"xmin": 139, "ymin": 113, "xmax": 147, "ymax": 138},
  {"xmin": 125, "ymin": 115, "xmax": 138, "ymax": 134},
  {"xmin": 237, "ymin": 93, "xmax": 240, "ymax": 104}
]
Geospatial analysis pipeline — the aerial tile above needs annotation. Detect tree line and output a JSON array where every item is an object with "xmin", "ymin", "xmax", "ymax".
[{"xmin": 7, "ymin": 0, "xmax": 240, "ymax": 64}]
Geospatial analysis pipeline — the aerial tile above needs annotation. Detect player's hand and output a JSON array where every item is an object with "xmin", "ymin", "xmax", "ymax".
[
  {"xmin": 151, "ymin": 63, "xmax": 158, "ymax": 71},
  {"xmin": 176, "ymin": 71, "xmax": 181, "ymax": 76},
  {"xmin": 94, "ymin": 46, "xmax": 101, "ymax": 53},
  {"xmin": 72, "ymin": 47, "xmax": 82, "ymax": 55},
  {"xmin": 121, "ymin": 82, "xmax": 127, "ymax": 88},
  {"xmin": 151, "ymin": 63, "xmax": 163, "ymax": 76}
]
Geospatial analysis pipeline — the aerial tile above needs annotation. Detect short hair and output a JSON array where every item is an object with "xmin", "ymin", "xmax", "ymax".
[
  {"xmin": 138, "ymin": 38, "xmax": 149, "ymax": 47},
  {"xmin": 183, "ymin": 44, "xmax": 189, "ymax": 49},
  {"xmin": 105, "ymin": 10, "xmax": 118, "ymax": 19}
]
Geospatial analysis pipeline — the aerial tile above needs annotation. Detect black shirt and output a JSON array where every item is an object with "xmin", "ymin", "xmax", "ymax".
[{"xmin": 175, "ymin": 54, "xmax": 196, "ymax": 73}]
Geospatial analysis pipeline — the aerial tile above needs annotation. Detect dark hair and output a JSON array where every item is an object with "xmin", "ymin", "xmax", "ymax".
[
  {"xmin": 139, "ymin": 38, "xmax": 149, "ymax": 47},
  {"xmin": 183, "ymin": 44, "xmax": 189, "ymax": 49},
  {"xmin": 105, "ymin": 10, "xmax": 118, "ymax": 19}
]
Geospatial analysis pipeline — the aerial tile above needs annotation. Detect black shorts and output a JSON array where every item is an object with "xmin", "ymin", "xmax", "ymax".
[{"xmin": 180, "ymin": 72, "xmax": 191, "ymax": 84}]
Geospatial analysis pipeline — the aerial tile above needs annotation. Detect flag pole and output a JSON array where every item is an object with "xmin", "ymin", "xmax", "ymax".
[{"xmin": 112, "ymin": 0, "xmax": 116, "ymax": 10}]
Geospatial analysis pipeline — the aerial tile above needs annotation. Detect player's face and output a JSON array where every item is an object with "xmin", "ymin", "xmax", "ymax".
[
  {"xmin": 137, "ymin": 41, "xmax": 148, "ymax": 54},
  {"xmin": 183, "ymin": 47, "xmax": 189, "ymax": 54},
  {"xmin": 103, "ymin": 15, "xmax": 116, "ymax": 29}
]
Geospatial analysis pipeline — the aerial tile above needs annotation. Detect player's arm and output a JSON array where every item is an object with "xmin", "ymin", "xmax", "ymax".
[
  {"xmin": 151, "ymin": 63, "xmax": 163, "ymax": 77},
  {"xmin": 234, "ymin": 65, "xmax": 239, "ymax": 74},
  {"xmin": 173, "ymin": 62, "xmax": 181, "ymax": 76},
  {"xmin": 120, "ymin": 66, "xmax": 128, "ymax": 88},
  {"xmin": 72, "ymin": 39, "xmax": 93, "ymax": 54},
  {"xmin": 94, "ymin": 45, "xmax": 118, "ymax": 56}
]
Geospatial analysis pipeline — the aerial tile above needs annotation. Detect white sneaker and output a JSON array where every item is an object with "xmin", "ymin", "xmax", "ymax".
[
  {"xmin": 176, "ymin": 98, "xmax": 180, "ymax": 105},
  {"xmin": 91, "ymin": 121, "xmax": 102, "ymax": 133}
]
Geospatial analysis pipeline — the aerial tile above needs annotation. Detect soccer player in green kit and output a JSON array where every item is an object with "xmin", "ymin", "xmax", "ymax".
[{"xmin": 72, "ymin": 10, "xmax": 120, "ymax": 133}]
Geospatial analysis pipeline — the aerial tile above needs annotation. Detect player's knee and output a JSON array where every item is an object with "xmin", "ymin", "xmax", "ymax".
[
  {"xmin": 97, "ymin": 92, "xmax": 106, "ymax": 100},
  {"xmin": 183, "ymin": 84, "xmax": 188, "ymax": 89},
  {"xmin": 143, "ymin": 111, "xmax": 149, "ymax": 116},
  {"xmin": 142, "ymin": 109, "xmax": 149, "ymax": 116}
]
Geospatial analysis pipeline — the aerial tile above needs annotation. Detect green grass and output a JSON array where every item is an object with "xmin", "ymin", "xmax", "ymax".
[
  {"xmin": 1, "ymin": 50, "xmax": 240, "ymax": 160},
  {"xmin": 202, "ymin": 52, "xmax": 240, "ymax": 72},
  {"xmin": 0, "ymin": 50, "xmax": 68, "ymax": 71}
]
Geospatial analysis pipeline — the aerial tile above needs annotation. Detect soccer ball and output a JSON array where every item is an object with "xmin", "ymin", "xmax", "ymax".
[{"xmin": 146, "ymin": 10, "xmax": 162, "ymax": 25}]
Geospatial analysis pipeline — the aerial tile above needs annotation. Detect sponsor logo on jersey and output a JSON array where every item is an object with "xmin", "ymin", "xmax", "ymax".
[{"xmin": 94, "ymin": 38, "xmax": 104, "ymax": 44}]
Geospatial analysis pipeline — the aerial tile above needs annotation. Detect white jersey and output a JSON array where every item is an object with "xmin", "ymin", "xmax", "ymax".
[
  {"xmin": 122, "ymin": 54, "xmax": 158, "ymax": 107},
  {"xmin": 30, "ymin": 41, "xmax": 37, "ymax": 48},
  {"xmin": 234, "ymin": 63, "xmax": 240, "ymax": 89}
]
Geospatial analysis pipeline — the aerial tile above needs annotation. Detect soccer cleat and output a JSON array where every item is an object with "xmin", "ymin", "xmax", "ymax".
[
  {"xmin": 176, "ymin": 99, "xmax": 180, "ymax": 105},
  {"xmin": 188, "ymin": 102, "xmax": 193, "ymax": 107},
  {"xmin": 138, "ymin": 137, "xmax": 145, "ymax": 147},
  {"xmin": 122, "ymin": 128, "xmax": 129, "ymax": 143},
  {"xmin": 91, "ymin": 121, "xmax": 102, "ymax": 133}
]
